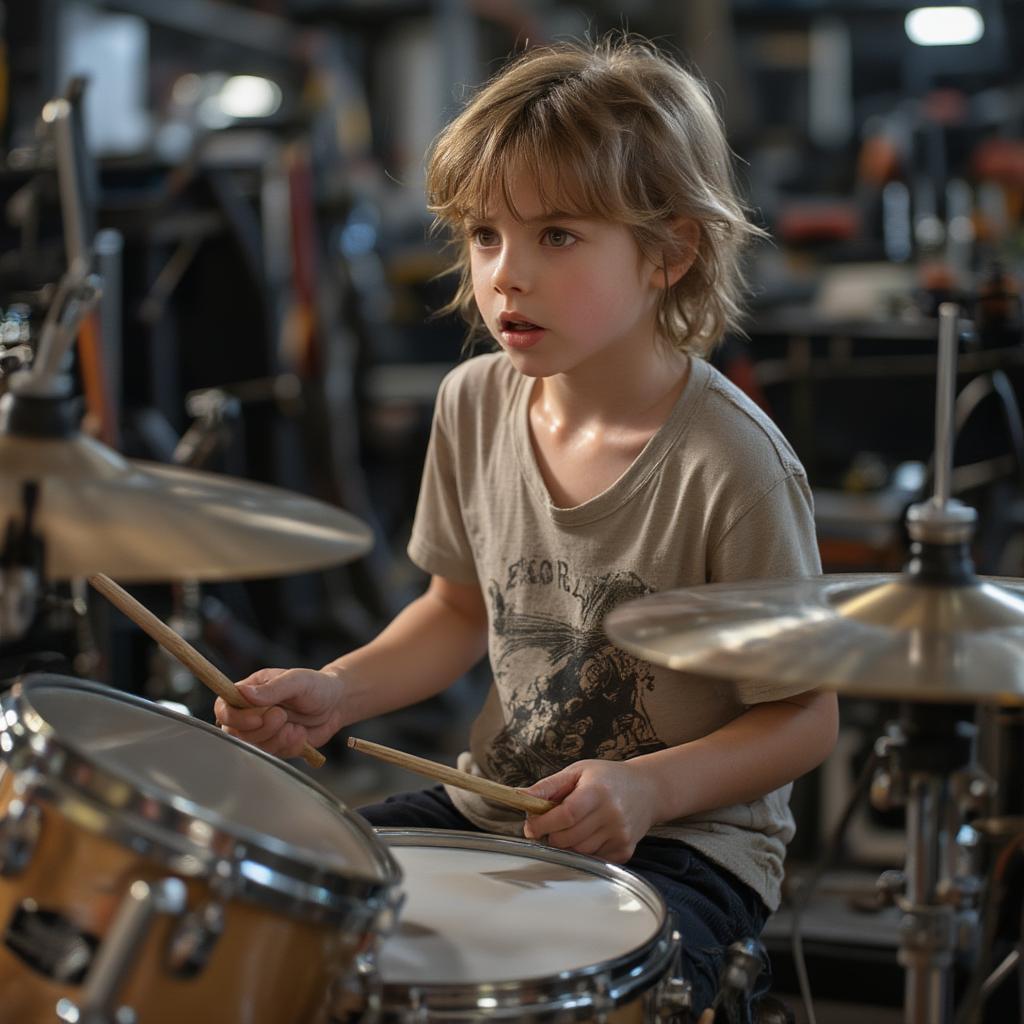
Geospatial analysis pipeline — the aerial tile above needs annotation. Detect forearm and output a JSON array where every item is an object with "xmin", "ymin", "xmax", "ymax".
[
  {"xmin": 323, "ymin": 577, "xmax": 489, "ymax": 723},
  {"xmin": 633, "ymin": 690, "xmax": 839, "ymax": 823}
]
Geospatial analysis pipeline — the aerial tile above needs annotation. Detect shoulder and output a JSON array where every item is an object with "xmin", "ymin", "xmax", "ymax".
[
  {"xmin": 681, "ymin": 360, "xmax": 816, "ymax": 555},
  {"xmin": 689, "ymin": 359, "xmax": 805, "ymax": 481},
  {"xmin": 675, "ymin": 363, "xmax": 821, "ymax": 579}
]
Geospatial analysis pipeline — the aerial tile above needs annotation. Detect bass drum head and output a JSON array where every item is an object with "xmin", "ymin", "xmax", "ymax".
[
  {"xmin": 3, "ymin": 675, "xmax": 396, "ymax": 891},
  {"xmin": 375, "ymin": 829, "xmax": 674, "ymax": 1019}
]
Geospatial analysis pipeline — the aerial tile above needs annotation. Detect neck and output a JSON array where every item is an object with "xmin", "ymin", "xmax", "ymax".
[{"xmin": 533, "ymin": 340, "xmax": 691, "ymax": 429}]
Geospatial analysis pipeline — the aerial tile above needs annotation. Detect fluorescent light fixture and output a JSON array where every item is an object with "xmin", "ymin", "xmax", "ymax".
[
  {"xmin": 218, "ymin": 75, "xmax": 282, "ymax": 119},
  {"xmin": 905, "ymin": 6, "xmax": 984, "ymax": 46}
]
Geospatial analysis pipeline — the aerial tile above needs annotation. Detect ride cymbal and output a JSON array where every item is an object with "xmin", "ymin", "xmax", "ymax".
[
  {"xmin": 604, "ymin": 573, "xmax": 1024, "ymax": 704},
  {"xmin": 1, "ymin": 431, "xmax": 373, "ymax": 581}
]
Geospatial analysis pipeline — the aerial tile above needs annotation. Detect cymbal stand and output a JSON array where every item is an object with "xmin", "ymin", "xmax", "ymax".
[
  {"xmin": 1, "ymin": 97, "xmax": 101, "ymax": 407},
  {"xmin": 872, "ymin": 302, "xmax": 994, "ymax": 1024},
  {"xmin": 146, "ymin": 388, "xmax": 241, "ymax": 711},
  {"xmin": 10, "ymin": 97, "xmax": 100, "ymax": 401},
  {"xmin": 871, "ymin": 705, "xmax": 990, "ymax": 1024},
  {"xmin": 1, "ymin": 96, "xmax": 99, "ymax": 649},
  {"xmin": 0, "ymin": 483, "xmax": 44, "ymax": 645}
]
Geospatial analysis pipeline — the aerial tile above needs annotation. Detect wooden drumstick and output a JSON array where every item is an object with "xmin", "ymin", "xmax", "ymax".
[
  {"xmin": 88, "ymin": 573, "xmax": 326, "ymax": 769},
  {"xmin": 347, "ymin": 736, "xmax": 556, "ymax": 816}
]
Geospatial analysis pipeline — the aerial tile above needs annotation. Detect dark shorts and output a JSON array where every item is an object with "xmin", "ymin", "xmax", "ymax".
[{"xmin": 359, "ymin": 786, "xmax": 772, "ymax": 1019}]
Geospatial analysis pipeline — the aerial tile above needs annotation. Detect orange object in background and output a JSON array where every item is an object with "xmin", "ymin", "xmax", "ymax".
[
  {"xmin": 857, "ymin": 134, "xmax": 903, "ymax": 187},
  {"xmin": 973, "ymin": 138, "xmax": 1024, "ymax": 187},
  {"xmin": 77, "ymin": 309, "xmax": 118, "ymax": 448},
  {"xmin": 776, "ymin": 201, "xmax": 861, "ymax": 245}
]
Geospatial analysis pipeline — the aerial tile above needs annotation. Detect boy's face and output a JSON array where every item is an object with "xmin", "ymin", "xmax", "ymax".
[{"xmin": 466, "ymin": 175, "xmax": 665, "ymax": 379}]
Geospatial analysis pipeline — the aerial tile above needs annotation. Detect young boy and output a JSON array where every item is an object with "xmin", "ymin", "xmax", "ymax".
[{"xmin": 217, "ymin": 35, "xmax": 838, "ymax": 1019}]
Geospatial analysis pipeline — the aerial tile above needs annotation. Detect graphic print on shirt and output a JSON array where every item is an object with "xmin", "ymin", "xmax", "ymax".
[{"xmin": 484, "ymin": 560, "xmax": 664, "ymax": 787}]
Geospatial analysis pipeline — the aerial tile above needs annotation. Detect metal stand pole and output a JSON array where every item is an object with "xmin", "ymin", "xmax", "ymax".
[{"xmin": 900, "ymin": 773, "xmax": 956, "ymax": 1024}]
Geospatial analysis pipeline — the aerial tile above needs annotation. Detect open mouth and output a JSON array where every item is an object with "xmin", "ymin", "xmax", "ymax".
[{"xmin": 500, "ymin": 316, "xmax": 541, "ymax": 333}]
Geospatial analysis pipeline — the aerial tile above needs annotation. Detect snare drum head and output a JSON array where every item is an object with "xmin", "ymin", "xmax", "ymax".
[
  {"xmin": 5, "ymin": 676, "xmax": 390, "ymax": 883},
  {"xmin": 379, "ymin": 830, "xmax": 666, "ymax": 985}
]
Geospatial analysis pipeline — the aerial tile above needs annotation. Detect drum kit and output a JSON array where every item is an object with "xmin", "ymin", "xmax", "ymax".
[
  {"xmin": 0, "ymin": 95, "xmax": 706, "ymax": 1024},
  {"xmin": 1, "ymin": 97, "xmax": 1022, "ymax": 1024},
  {"xmin": 0, "ymin": 296, "xmax": 705, "ymax": 1018}
]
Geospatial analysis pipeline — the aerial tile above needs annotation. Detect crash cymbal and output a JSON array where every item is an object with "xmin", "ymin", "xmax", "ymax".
[
  {"xmin": 604, "ymin": 573, "xmax": 1024, "ymax": 704},
  {"xmin": 1, "ymin": 431, "xmax": 373, "ymax": 581}
]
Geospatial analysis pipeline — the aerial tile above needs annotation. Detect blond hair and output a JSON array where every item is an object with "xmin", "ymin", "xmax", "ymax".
[{"xmin": 425, "ymin": 34, "xmax": 766, "ymax": 357}]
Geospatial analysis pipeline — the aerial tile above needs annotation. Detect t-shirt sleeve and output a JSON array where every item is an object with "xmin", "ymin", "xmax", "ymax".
[
  {"xmin": 708, "ymin": 471, "xmax": 824, "ymax": 705},
  {"xmin": 406, "ymin": 371, "xmax": 479, "ymax": 584},
  {"xmin": 708, "ymin": 471, "xmax": 821, "ymax": 583}
]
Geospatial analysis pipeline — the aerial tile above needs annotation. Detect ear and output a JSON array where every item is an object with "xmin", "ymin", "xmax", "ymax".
[{"xmin": 652, "ymin": 218, "xmax": 700, "ymax": 289}]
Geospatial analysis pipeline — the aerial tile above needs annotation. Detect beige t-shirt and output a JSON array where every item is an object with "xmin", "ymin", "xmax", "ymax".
[{"xmin": 407, "ymin": 353, "xmax": 821, "ymax": 911}]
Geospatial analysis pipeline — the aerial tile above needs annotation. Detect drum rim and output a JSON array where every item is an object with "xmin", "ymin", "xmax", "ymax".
[
  {"xmin": 371, "ymin": 828, "xmax": 677, "ymax": 1018},
  {"xmin": 0, "ymin": 675, "xmax": 402, "ymax": 922}
]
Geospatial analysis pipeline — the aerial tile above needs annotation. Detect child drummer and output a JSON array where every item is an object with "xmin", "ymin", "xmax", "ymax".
[{"xmin": 218, "ymin": 35, "xmax": 838, "ymax": 1020}]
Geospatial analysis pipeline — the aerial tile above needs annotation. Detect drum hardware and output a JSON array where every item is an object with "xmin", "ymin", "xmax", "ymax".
[
  {"xmin": 146, "ymin": 590, "xmax": 204, "ymax": 710},
  {"xmin": 68, "ymin": 578, "xmax": 103, "ymax": 681},
  {"xmin": 87, "ymin": 573, "xmax": 326, "ymax": 769},
  {"xmin": 0, "ymin": 385, "xmax": 375, "ymax": 582},
  {"xmin": 330, "ymin": 949, "xmax": 385, "ymax": 1023},
  {"xmin": 405, "ymin": 988, "xmax": 427, "ymax": 1024},
  {"xmin": 4, "ymin": 897, "xmax": 97, "ymax": 984},
  {"xmin": 652, "ymin": 930, "xmax": 694, "ymax": 1023},
  {"xmin": 175, "ymin": 387, "xmax": 242, "ymax": 470},
  {"xmin": 0, "ymin": 797, "xmax": 42, "ymax": 876},
  {"xmin": 0, "ymin": 482, "xmax": 44, "ymax": 646},
  {"xmin": 1, "ymin": 305, "xmax": 34, "ymax": 348},
  {"xmin": 867, "ymin": 707, "xmax": 986, "ymax": 1024},
  {"xmin": 10, "ymin": 270, "xmax": 101, "ymax": 402},
  {"xmin": 54, "ymin": 876, "xmax": 189, "ymax": 1024},
  {"xmin": 351, "ymin": 828, "xmax": 679, "ymax": 1023},
  {"xmin": 0, "ymin": 344, "xmax": 33, "ymax": 378},
  {"xmin": 710, "ymin": 938, "xmax": 767, "ymax": 1023},
  {"xmin": 163, "ymin": 898, "xmax": 224, "ymax": 978},
  {"xmin": 147, "ymin": 390, "xmax": 234, "ymax": 712},
  {"xmin": 593, "ymin": 976, "xmax": 615, "ymax": 1023},
  {"xmin": 4, "ymin": 87, "xmax": 99, "ymax": 407},
  {"xmin": 0, "ymin": 676, "xmax": 401, "ymax": 1024},
  {"xmin": 605, "ymin": 304, "xmax": 1024, "ymax": 1024}
]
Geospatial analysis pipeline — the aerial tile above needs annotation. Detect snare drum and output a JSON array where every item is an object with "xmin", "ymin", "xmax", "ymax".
[
  {"xmin": 336, "ymin": 828, "xmax": 682, "ymax": 1023},
  {"xmin": 0, "ymin": 674, "xmax": 401, "ymax": 1024}
]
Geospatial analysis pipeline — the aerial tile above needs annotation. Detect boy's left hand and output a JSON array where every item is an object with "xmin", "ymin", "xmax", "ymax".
[{"xmin": 521, "ymin": 759, "xmax": 658, "ymax": 863}]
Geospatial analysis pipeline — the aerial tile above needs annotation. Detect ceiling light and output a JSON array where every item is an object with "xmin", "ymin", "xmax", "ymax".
[
  {"xmin": 217, "ymin": 75, "xmax": 282, "ymax": 119},
  {"xmin": 905, "ymin": 6, "xmax": 984, "ymax": 46}
]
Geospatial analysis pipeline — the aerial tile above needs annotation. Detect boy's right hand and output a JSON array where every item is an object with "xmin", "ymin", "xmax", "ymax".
[{"xmin": 215, "ymin": 667, "xmax": 347, "ymax": 759}]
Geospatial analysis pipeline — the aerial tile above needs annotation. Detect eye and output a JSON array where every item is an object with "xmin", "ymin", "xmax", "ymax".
[
  {"xmin": 470, "ymin": 226, "xmax": 499, "ymax": 247},
  {"xmin": 543, "ymin": 227, "xmax": 577, "ymax": 248}
]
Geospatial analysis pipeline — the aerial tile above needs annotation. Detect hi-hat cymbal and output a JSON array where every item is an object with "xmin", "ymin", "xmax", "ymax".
[
  {"xmin": 604, "ymin": 574, "xmax": 1024, "ymax": 704},
  {"xmin": 1, "ymin": 432, "xmax": 373, "ymax": 581}
]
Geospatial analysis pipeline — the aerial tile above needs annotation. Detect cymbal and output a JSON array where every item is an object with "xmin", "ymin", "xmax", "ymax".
[
  {"xmin": 1, "ymin": 431, "xmax": 373, "ymax": 581},
  {"xmin": 604, "ymin": 574, "xmax": 1024, "ymax": 704}
]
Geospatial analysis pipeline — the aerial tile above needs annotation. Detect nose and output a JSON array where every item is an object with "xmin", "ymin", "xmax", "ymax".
[{"xmin": 491, "ymin": 241, "xmax": 531, "ymax": 295}]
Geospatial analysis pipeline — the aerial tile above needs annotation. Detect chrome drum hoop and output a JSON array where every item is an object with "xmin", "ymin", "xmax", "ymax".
[
  {"xmin": 0, "ymin": 675, "xmax": 400, "ymax": 926},
  {"xmin": 374, "ymin": 828, "xmax": 677, "ymax": 1021}
]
